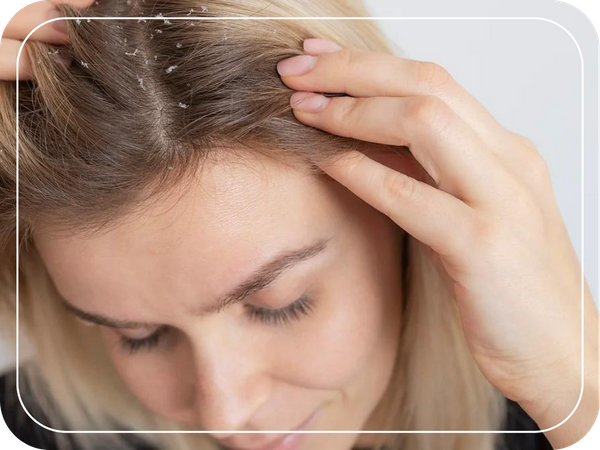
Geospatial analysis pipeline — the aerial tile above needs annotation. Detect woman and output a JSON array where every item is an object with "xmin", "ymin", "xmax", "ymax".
[{"xmin": 0, "ymin": 1, "xmax": 597, "ymax": 450}]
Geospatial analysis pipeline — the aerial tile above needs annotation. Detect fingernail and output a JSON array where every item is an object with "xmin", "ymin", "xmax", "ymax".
[
  {"xmin": 303, "ymin": 38, "xmax": 343, "ymax": 54},
  {"xmin": 290, "ymin": 92, "xmax": 330, "ymax": 113},
  {"xmin": 277, "ymin": 55, "xmax": 317, "ymax": 77},
  {"xmin": 48, "ymin": 10, "xmax": 68, "ymax": 34}
]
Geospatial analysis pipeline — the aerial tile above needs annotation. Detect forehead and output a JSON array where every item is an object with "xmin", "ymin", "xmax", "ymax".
[{"xmin": 32, "ymin": 155, "xmax": 347, "ymax": 318}]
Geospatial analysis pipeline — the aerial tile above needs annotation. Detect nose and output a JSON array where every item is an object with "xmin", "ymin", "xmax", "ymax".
[{"xmin": 188, "ymin": 327, "xmax": 271, "ymax": 437}]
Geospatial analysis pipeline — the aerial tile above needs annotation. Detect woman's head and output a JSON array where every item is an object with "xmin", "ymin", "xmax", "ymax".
[
  {"xmin": 0, "ymin": 1, "xmax": 506, "ymax": 450},
  {"xmin": 33, "ymin": 150, "xmax": 405, "ymax": 450}
]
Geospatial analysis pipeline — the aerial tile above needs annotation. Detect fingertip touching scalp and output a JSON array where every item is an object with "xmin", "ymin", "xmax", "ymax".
[
  {"xmin": 0, "ymin": 3, "xmax": 507, "ymax": 450},
  {"xmin": 4, "ymin": 0, "xmax": 389, "ymax": 250}
]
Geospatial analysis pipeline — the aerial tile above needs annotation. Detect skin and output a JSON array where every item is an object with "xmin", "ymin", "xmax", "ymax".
[
  {"xmin": 5, "ymin": 4, "xmax": 599, "ymax": 450},
  {"xmin": 34, "ymin": 154, "xmax": 405, "ymax": 450},
  {"xmin": 0, "ymin": 0, "xmax": 94, "ymax": 80},
  {"xmin": 278, "ymin": 38, "xmax": 600, "ymax": 448}
]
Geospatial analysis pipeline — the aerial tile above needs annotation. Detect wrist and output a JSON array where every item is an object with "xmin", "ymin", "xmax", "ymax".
[{"xmin": 518, "ymin": 287, "xmax": 599, "ymax": 449}]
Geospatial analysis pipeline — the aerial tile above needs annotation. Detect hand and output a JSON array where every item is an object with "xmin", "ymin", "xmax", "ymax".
[
  {"xmin": 0, "ymin": 0, "xmax": 94, "ymax": 80},
  {"xmin": 277, "ymin": 38, "xmax": 599, "ymax": 447}
]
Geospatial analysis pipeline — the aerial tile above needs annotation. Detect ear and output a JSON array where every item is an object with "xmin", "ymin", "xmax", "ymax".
[{"xmin": 363, "ymin": 143, "xmax": 433, "ymax": 186}]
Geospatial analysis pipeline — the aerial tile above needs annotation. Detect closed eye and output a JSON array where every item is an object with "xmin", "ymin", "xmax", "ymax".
[{"xmin": 119, "ymin": 294, "xmax": 315, "ymax": 355}]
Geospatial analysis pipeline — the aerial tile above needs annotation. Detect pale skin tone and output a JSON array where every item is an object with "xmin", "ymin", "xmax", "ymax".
[
  {"xmin": 277, "ymin": 38, "xmax": 599, "ymax": 448},
  {"xmin": 4, "ymin": 3, "xmax": 600, "ymax": 450},
  {"xmin": 34, "ymin": 155, "xmax": 405, "ymax": 450}
]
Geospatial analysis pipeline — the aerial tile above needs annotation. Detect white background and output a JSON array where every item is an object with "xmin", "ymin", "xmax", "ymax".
[{"xmin": 0, "ymin": 0, "xmax": 598, "ymax": 449}]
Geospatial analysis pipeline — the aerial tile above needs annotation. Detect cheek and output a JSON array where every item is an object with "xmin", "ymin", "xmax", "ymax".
[
  {"xmin": 100, "ymin": 330, "xmax": 194, "ymax": 420},
  {"xmin": 270, "ymin": 276, "xmax": 396, "ymax": 391}
]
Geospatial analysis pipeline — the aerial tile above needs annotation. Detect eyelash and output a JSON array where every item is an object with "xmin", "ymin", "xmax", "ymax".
[{"xmin": 119, "ymin": 295, "xmax": 315, "ymax": 354}]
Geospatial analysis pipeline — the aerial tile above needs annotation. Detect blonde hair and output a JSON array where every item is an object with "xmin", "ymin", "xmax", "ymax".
[{"xmin": 0, "ymin": 1, "xmax": 506, "ymax": 449}]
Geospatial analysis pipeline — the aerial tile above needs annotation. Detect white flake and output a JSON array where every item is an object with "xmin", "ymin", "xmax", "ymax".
[
  {"xmin": 125, "ymin": 48, "xmax": 139, "ymax": 57},
  {"xmin": 80, "ymin": 61, "xmax": 89, "ymax": 68},
  {"xmin": 165, "ymin": 65, "xmax": 178, "ymax": 74},
  {"xmin": 201, "ymin": 5, "xmax": 208, "ymax": 12},
  {"xmin": 178, "ymin": 102, "xmax": 189, "ymax": 109},
  {"xmin": 176, "ymin": 43, "xmax": 182, "ymax": 48},
  {"xmin": 138, "ymin": 77, "xmax": 146, "ymax": 90}
]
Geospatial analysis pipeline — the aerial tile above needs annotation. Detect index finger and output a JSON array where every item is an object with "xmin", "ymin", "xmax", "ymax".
[
  {"xmin": 2, "ymin": 0, "xmax": 95, "ymax": 43},
  {"xmin": 280, "ymin": 44, "xmax": 504, "ymax": 142}
]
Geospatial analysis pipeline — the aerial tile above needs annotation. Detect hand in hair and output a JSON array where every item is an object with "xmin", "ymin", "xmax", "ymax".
[
  {"xmin": 278, "ymin": 38, "xmax": 599, "ymax": 449},
  {"xmin": 0, "ymin": 0, "xmax": 94, "ymax": 80}
]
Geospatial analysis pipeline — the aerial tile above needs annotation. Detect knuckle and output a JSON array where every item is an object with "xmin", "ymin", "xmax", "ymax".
[
  {"xmin": 516, "ymin": 138, "xmax": 552, "ymax": 188},
  {"xmin": 528, "ymin": 152, "xmax": 552, "ymax": 188},
  {"xmin": 512, "ymin": 132, "xmax": 537, "ymax": 150},
  {"xmin": 332, "ymin": 96, "xmax": 361, "ymax": 126},
  {"xmin": 506, "ymin": 131, "xmax": 553, "ymax": 190},
  {"xmin": 405, "ymin": 95, "xmax": 453, "ymax": 133},
  {"xmin": 415, "ymin": 61, "xmax": 456, "ymax": 93},
  {"xmin": 338, "ymin": 47, "xmax": 359, "ymax": 70},
  {"xmin": 382, "ymin": 170, "xmax": 417, "ymax": 205}
]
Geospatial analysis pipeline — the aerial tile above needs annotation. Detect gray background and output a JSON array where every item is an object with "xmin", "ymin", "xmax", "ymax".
[{"xmin": 1, "ymin": 0, "xmax": 598, "ymax": 374}]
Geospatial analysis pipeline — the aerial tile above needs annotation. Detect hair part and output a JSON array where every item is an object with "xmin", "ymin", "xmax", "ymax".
[{"xmin": 0, "ymin": 1, "xmax": 505, "ymax": 449}]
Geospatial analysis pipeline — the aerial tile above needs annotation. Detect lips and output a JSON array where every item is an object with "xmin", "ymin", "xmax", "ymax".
[{"xmin": 222, "ymin": 409, "xmax": 319, "ymax": 450}]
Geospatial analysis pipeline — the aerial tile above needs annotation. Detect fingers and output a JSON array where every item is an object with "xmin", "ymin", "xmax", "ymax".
[
  {"xmin": 320, "ymin": 150, "xmax": 477, "ymax": 257},
  {"xmin": 290, "ymin": 92, "xmax": 511, "ymax": 206},
  {"xmin": 0, "ymin": 38, "xmax": 32, "ymax": 80},
  {"xmin": 1, "ymin": 1, "xmax": 93, "ymax": 81},
  {"xmin": 280, "ymin": 43, "xmax": 504, "ymax": 141},
  {"xmin": 3, "ymin": 1, "xmax": 69, "ymax": 44}
]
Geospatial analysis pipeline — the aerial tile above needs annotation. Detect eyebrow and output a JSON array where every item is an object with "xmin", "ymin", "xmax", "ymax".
[{"xmin": 59, "ymin": 237, "xmax": 331, "ymax": 330}]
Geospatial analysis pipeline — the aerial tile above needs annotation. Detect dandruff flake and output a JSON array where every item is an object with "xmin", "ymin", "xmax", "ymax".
[
  {"xmin": 166, "ymin": 65, "xmax": 178, "ymax": 74},
  {"xmin": 75, "ymin": 18, "xmax": 81, "ymax": 25},
  {"xmin": 201, "ymin": 5, "xmax": 208, "ymax": 12},
  {"xmin": 176, "ymin": 43, "xmax": 182, "ymax": 48},
  {"xmin": 187, "ymin": 9, "xmax": 194, "ymax": 16},
  {"xmin": 178, "ymin": 102, "xmax": 189, "ymax": 109},
  {"xmin": 138, "ymin": 77, "xmax": 146, "ymax": 90},
  {"xmin": 80, "ymin": 61, "xmax": 89, "ymax": 68},
  {"xmin": 125, "ymin": 48, "xmax": 139, "ymax": 57}
]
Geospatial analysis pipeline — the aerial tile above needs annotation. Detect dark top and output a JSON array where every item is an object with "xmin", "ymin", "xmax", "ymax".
[{"xmin": 0, "ymin": 369, "xmax": 553, "ymax": 450}]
